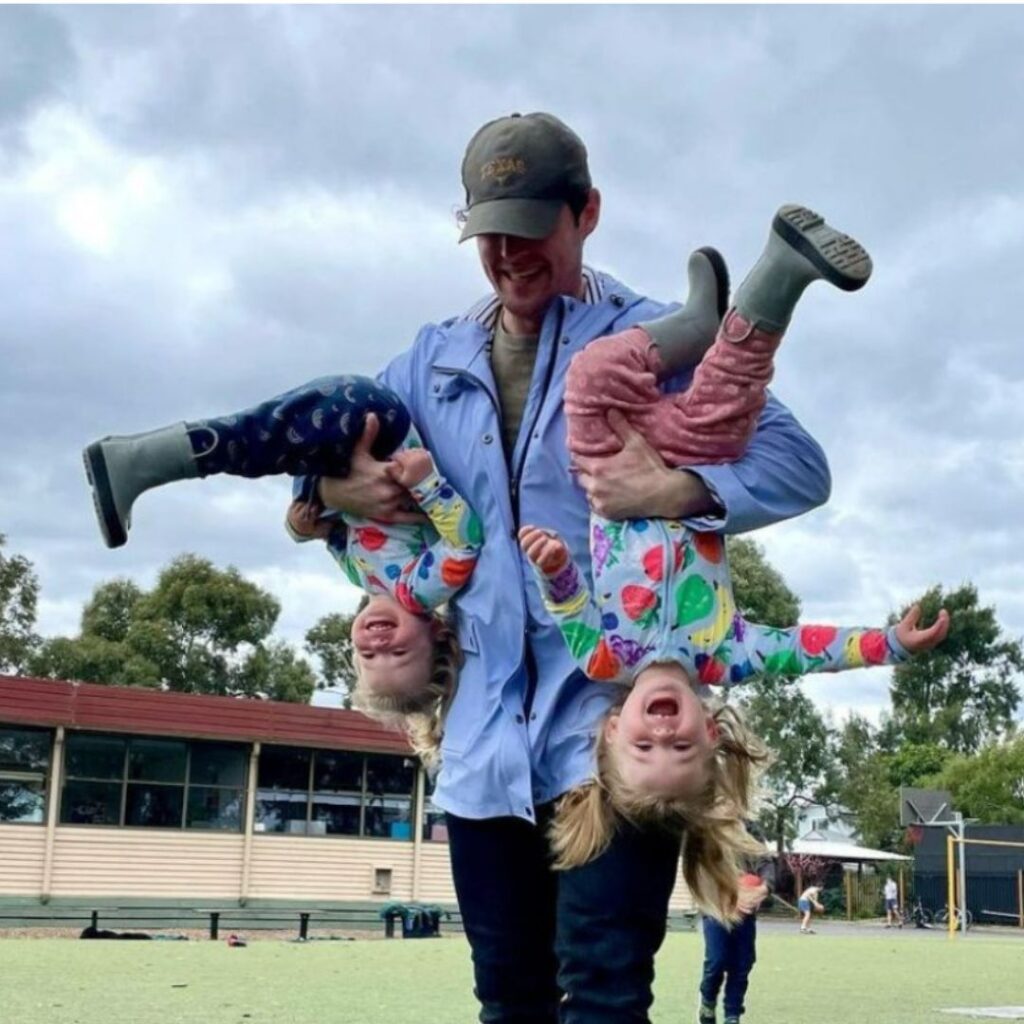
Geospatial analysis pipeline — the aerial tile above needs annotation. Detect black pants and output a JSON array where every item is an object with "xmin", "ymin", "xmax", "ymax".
[
  {"xmin": 447, "ymin": 806, "xmax": 681, "ymax": 1024},
  {"xmin": 699, "ymin": 913, "xmax": 757, "ymax": 1019}
]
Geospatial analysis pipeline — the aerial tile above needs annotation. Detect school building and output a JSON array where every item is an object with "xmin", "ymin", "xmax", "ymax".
[{"xmin": 0, "ymin": 674, "xmax": 697, "ymax": 918}]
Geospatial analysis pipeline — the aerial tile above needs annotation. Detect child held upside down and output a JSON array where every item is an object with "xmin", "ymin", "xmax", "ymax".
[
  {"xmin": 83, "ymin": 376, "xmax": 483, "ymax": 761},
  {"xmin": 518, "ymin": 205, "xmax": 951, "ymax": 919}
]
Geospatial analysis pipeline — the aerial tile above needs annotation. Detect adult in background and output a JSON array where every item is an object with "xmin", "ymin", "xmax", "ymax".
[{"xmin": 314, "ymin": 112, "xmax": 831, "ymax": 1023}]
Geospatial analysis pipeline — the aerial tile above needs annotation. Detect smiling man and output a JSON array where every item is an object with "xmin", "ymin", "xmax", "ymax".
[{"xmin": 315, "ymin": 112, "xmax": 832, "ymax": 1024}]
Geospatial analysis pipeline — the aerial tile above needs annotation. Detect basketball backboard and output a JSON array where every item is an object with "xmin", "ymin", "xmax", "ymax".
[{"xmin": 899, "ymin": 786, "xmax": 955, "ymax": 826}]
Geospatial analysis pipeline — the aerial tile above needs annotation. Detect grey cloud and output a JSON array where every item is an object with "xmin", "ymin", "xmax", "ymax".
[
  {"xmin": 3, "ymin": 5, "xmax": 1023, "ymax": 714},
  {"xmin": 0, "ymin": 7, "xmax": 75, "ymax": 165}
]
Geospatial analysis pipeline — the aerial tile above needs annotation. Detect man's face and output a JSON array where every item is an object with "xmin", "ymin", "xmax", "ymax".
[{"xmin": 475, "ymin": 189, "xmax": 600, "ymax": 334}]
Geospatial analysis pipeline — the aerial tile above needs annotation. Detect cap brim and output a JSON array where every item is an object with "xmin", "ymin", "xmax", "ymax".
[{"xmin": 459, "ymin": 197, "xmax": 564, "ymax": 242}]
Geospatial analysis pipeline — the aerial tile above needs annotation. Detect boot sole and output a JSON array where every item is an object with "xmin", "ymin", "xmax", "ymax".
[
  {"xmin": 83, "ymin": 443, "xmax": 127, "ymax": 548},
  {"xmin": 695, "ymin": 245, "xmax": 730, "ymax": 319},
  {"xmin": 773, "ymin": 204, "xmax": 872, "ymax": 292}
]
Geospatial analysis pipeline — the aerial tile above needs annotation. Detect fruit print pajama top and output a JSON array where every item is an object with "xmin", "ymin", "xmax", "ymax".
[
  {"xmin": 530, "ymin": 513, "xmax": 909, "ymax": 687},
  {"xmin": 321, "ymin": 423, "xmax": 484, "ymax": 615}
]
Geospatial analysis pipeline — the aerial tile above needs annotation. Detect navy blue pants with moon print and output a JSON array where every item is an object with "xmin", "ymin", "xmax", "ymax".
[{"xmin": 186, "ymin": 375, "xmax": 411, "ymax": 491}]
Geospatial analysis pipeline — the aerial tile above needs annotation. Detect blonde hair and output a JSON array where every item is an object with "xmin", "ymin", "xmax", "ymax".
[
  {"xmin": 351, "ymin": 609, "xmax": 462, "ymax": 769},
  {"xmin": 550, "ymin": 700, "xmax": 771, "ymax": 922}
]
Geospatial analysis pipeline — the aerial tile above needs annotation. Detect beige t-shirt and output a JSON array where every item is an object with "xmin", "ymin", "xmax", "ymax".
[{"xmin": 490, "ymin": 318, "xmax": 539, "ymax": 461}]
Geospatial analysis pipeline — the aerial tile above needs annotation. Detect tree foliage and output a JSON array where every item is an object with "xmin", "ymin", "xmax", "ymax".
[
  {"xmin": 727, "ymin": 536, "xmax": 801, "ymax": 628},
  {"xmin": 927, "ymin": 736, "xmax": 1024, "ymax": 825},
  {"xmin": 305, "ymin": 612, "xmax": 357, "ymax": 706},
  {"xmin": 726, "ymin": 536, "xmax": 839, "ymax": 855},
  {"xmin": 739, "ymin": 676, "xmax": 836, "ymax": 857},
  {"xmin": 890, "ymin": 584, "xmax": 1023, "ymax": 754},
  {"xmin": 0, "ymin": 534, "xmax": 40, "ymax": 674},
  {"xmin": 29, "ymin": 554, "xmax": 314, "ymax": 703}
]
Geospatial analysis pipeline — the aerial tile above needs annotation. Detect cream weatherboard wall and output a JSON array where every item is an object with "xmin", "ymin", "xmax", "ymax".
[
  {"xmin": 1, "ymin": 824, "xmax": 694, "ymax": 911},
  {"xmin": 0, "ymin": 826, "xmax": 46, "ymax": 896},
  {"xmin": 47, "ymin": 828, "xmax": 245, "ymax": 899}
]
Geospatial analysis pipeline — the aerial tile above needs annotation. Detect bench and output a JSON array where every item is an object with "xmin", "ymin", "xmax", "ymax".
[{"xmin": 0, "ymin": 903, "xmax": 462, "ymax": 940}]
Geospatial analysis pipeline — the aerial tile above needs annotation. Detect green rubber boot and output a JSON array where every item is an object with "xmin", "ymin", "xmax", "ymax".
[
  {"xmin": 733, "ymin": 204, "xmax": 872, "ymax": 333},
  {"xmin": 83, "ymin": 423, "xmax": 198, "ymax": 548},
  {"xmin": 640, "ymin": 246, "xmax": 729, "ymax": 375}
]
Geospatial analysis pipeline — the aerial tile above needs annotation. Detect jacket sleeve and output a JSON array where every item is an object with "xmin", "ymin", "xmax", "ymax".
[
  {"xmin": 729, "ymin": 621, "xmax": 909, "ymax": 681},
  {"xmin": 675, "ymin": 389, "xmax": 832, "ymax": 537},
  {"xmin": 528, "ymin": 558, "xmax": 627, "ymax": 683}
]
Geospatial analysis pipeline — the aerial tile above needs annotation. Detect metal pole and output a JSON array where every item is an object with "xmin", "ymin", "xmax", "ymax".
[
  {"xmin": 957, "ymin": 814, "xmax": 968, "ymax": 937},
  {"xmin": 946, "ymin": 833, "xmax": 955, "ymax": 938},
  {"xmin": 1018, "ymin": 869, "xmax": 1023, "ymax": 929}
]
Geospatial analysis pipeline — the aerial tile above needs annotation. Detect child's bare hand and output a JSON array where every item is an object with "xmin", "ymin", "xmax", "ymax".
[
  {"xmin": 518, "ymin": 525, "xmax": 570, "ymax": 576},
  {"xmin": 895, "ymin": 604, "xmax": 950, "ymax": 654},
  {"xmin": 287, "ymin": 500, "xmax": 334, "ymax": 540},
  {"xmin": 389, "ymin": 448, "xmax": 434, "ymax": 490}
]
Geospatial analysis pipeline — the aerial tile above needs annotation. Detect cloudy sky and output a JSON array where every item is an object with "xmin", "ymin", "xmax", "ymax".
[{"xmin": 2, "ymin": 5, "xmax": 1022, "ymax": 721}]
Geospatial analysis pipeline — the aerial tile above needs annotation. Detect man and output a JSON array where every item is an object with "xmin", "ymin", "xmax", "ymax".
[{"xmin": 318, "ymin": 112, "xmax": 830, "ymax": 1023}]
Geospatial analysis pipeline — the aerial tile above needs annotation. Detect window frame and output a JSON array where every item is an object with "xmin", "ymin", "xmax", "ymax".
[
  {"xmin": 60, "ymin": 732, "xmax": 247, "ymax": 832},
  {"xmin": 255, "ymin": 745, "xmax": 417, "ymax": 841}
]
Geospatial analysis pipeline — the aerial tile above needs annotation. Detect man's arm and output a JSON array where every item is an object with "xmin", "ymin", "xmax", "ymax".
[{"xmin": 575, "ymin": 393, "xmax": 831, "ymax": 535}]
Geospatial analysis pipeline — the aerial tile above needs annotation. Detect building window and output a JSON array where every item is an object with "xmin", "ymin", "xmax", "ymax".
[
  {"xmin": 60, "ymin": 733, "xmax": 246, "ymax": 831},
  {"xmin": 422, "ymin": 773, "xmax": 447, "ymax": 843},
  {"xmin": 255, "ymin": 746, "xmax": 416, "ymax": 840},
  {"xmin": 0, "ymin": 725, "xmax": 51, "ymax": 824}
]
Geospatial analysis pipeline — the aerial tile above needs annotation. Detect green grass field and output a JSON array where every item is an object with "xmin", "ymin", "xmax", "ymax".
[{"xmin": 3, "ymin": 925, "xmax": 1023, "ymax": 1024}]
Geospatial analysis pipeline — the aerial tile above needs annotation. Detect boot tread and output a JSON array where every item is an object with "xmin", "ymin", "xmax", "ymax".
[{"xmin": 774, "ymin": 204, "xmax": 872, "ymax": 292}]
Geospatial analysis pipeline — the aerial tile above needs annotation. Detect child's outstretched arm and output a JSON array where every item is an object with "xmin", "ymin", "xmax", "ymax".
[
  {"xmin": 717, "ymin": 603, "xmax": 950, "ymax": 685},
  {"xmin": 519, "ymin": 526, "xmax": 626, "ymax": 683},
  {"xmin": 390, "ymin": 439, "xmax": 484, "ymax": 610}
]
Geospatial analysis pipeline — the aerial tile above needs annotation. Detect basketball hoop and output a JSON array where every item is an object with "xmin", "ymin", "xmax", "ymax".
[{"xmin": 905, "ymin": 824, "xmax": 924, "ymax": 846}]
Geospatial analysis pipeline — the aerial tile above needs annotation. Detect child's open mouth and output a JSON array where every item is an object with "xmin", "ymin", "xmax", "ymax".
[{"xmin": 646, "ymin": 697, "xmax": 679, "ymax": 717}]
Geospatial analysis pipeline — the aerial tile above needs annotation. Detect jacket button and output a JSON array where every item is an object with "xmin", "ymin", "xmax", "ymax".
[
  {"xmin": 482, "ymin": 433, "xmax": 493, "ymax": 445},
  {"xmin": 611, "ymin": 295, "xmax": 625, "ymax": 308},
  {"xmin": 432, "ymin": 383, "xmax": 441, "ymax": 393},
  {"xmin": 561, "ymin": 336, "xmax": 570, "ymax": 346}
]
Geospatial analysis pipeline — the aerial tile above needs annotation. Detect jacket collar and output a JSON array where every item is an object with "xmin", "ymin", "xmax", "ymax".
[
  {"xmin": 434, "ymin": 266, "xmax": 645, "ymax": 374},
  {"xmin": 461, "ymin": 266, "xmax": 609, "ymax": 330}
]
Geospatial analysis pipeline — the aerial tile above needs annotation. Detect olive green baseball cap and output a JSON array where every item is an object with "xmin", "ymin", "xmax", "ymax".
[{"xmin": 459, "ymin": 112, "xmax": 592, "ymax": 242}]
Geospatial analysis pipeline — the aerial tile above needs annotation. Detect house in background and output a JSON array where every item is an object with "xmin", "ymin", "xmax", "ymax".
[{"xmin": 795, "ymin": 802, "xmax": 859, "ymax": 844}]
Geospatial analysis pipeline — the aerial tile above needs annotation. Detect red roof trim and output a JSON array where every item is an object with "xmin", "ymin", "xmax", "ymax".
[{"xmin": 0, "ymin": 675, "xmax": 411, "ymax": 755}]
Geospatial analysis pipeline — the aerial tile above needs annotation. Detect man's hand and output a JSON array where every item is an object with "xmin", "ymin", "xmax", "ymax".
[
  {"xmin": 572, "ymin": 409, "xmax": 719, "ymax": 521},
  {"xmin": 317, "ymin": 413, "xmax": 427, "ymax": 524},
  {"xmin": 895, "ymin": 604, "xmax": 951, "ymax": 654},
  {"xmin": 518, "ymin": 525, "xmax": 570, "ymax": 576}
]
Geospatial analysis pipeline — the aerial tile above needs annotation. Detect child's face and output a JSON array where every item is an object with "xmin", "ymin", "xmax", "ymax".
[
  {"xmin": 352, "ymin": 594, "xmax": 435, "ymax": 700},
  {"xmin": 604, "ymin": 664, "xmax": 718, "ymax": 800}
]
